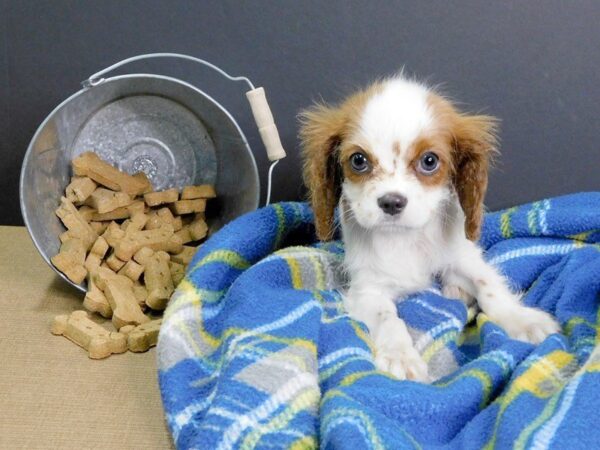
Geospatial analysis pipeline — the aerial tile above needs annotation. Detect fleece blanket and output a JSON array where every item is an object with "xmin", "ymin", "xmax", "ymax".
[{"xmin": 157, "ymin": 193, "xmax": 600, "ymax": 449}]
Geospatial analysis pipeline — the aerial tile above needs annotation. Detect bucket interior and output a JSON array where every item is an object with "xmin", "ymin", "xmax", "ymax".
[{"xmin": 20, "ymin": 74, "xmax": 259, "ymax": 290}]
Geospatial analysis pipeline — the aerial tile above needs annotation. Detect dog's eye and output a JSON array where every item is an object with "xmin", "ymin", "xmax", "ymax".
[
  {"xmin": 350, "ymin": 152, "xmax": 370, "ymax": 173},
  {"xmin": 417, "ymin": 152, "xmax": 440, "ymax": 174}
]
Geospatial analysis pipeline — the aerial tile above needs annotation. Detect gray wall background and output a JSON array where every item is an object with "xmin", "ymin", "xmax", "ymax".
[{"xmin": 2, "ymin": 0, "xmax": 598, "ymax": 226}]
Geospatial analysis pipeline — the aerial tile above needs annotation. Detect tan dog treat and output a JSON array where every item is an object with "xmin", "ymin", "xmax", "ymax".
[
  {"xmin": 119, "ymin": 324, "xmax": 136, "ymax": 336},
  {"xmin": 144, "ymin": 251, "xmax": 174, "ymax": 310},
  {"xmin": 145, "ymin": 209, "xmax": 182, "ymax": 231},
  {"xmin": 77, "ymin": 205, "xmax": 96, "ymax": 222},
  {"xmin": 91, "ymin": 200, "xmax": 144, "ymax": 222},
  {"xmin": 133, "ymin": 246, "xmax": 155, "ymax": 265},
  {"xmin": 84, "ymin": 187, "xmax": 132, "ymax": 214},
  {"xmin": 157, "ymin": 208, "xmax": 182, "ymax": 231},
  {"xmin": 133, "ymin": 172, "xmax": 153, "ymax": 194},
  {"xmin": 128, "ymin": 199, "xmax": 147, "ymax": 215},
  {"xmin": 59, "ymin": 230, "xmax": 76, "ymax": 244},
  {"xmin": 118, "ymin": 260, "xmax": 144, "ymax": 281},
  {"xmin": 143, "ymin": 188, "xmax": 179, "ymax": 207},
  {"xmin": 170, "ymin": 245, "xmax": 197, "ymax": 266},
  {"xmin": 181, "ymin": 184, "xmax": 216, "ymax": 199},
  {"xmin": 102, "ymin": 222, "xmax": 126, "ymax": 248},
  {"xmin": 132, "ymin": 282, "xmax": 148, "ymax": 307},
  {"xmin": 84, "ymin": 253, "xmax": 102, "ymax": 272},
  {"xmin": 103, "ymin": 278, "xmax": 150, "ymax": 329},
  {"xmin": 65, "ymin": 176, "xmax": 98, "ymax": 203},
  {"xmin": 106, "ymin": 253, "xmax": 126, "ymax": 271},
  {"xmin": 84, "ymin": 236, "xmax": 109, "ymax": 272},
  {"xmin": 51, "ymin": 238, "xmax": 88, "ymax": 284},
  {"xmin": 127, "ymin": 319, "xmax": 163, "ymax": 352},
  {"xmin": 189, "ymin": 218, "xmax": 208, "ymax": 241},
  {"xmin": 90, "ymin": 236, "xmax": 109, "ymax": 257},
  {"xmin": 83, "ymin": 275, "xmax": 112, "ymax": 318},
  {"xmin": 114, "ymin": 225, "xmax": 183, "ymax": 261},
  {"xmin": 172, "ymin": 216, "xmax": 183, "ymax": 231},
  {"xmin": 121, "ymin": 212, "xmax": 148, "ymax": 234},
  {"xmin": 71, "ymin": 151, "xmax": 151, "ymax": 196},
  {"xmin": 51, "ymin": 311, "xmax": 126, "ymax": 359},
  {"xmin": 55, "ymin": 197, "xmax": 97, "ymax": 249},
  {"xmin": 144, "ymin": 211, "xmax": 162, "ymax": 230},
  {"xmin": 90, "ymin": 221, "xmax": 109, "ymax": 235},
  {"xmin": 169, "ymin": 261, "xmax": 185, "ymax": 285},
  {"xmin": 90, "ymin": 265, "xmax": 129, "ymax": 288},
  {"xmin": 169, "ymin": 199, "xmax": 206, "ymax": 215},
  {"xmin": 175, "ymin": 225, "xmax": 193, "ymax": 244}
]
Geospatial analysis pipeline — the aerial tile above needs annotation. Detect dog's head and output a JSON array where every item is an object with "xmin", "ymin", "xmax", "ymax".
[{"xmin": 300, "ymin": 76, "xmax": 498, "ymax": 241}]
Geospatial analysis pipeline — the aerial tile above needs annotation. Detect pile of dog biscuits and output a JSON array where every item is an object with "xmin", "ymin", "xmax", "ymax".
[{"xmin": 50, "ymin": 151, "xmax": 215, "ymax": 358}]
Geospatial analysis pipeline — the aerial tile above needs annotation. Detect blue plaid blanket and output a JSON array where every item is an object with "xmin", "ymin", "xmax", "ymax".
[{"xmin": 157, "ymin": 193, "xmax": 600, "ymax": 449}]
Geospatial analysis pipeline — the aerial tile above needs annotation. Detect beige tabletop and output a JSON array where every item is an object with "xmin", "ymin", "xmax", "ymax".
[{"xmin": 0, "ymin": 226, "xmax": 174, "ymax": 449}]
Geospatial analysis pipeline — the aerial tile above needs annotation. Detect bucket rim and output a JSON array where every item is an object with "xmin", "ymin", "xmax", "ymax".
[{"xmin": 20, "ymin": 72, "xmax": 260, "ymax": 293}]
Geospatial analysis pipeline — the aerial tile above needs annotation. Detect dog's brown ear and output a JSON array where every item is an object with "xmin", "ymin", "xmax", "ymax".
[
  {"xmin": 299, "ymin": 104, "xmax": 346, "ymax": 241},
  {"xmin": 451, "ymin": 113, "xmax": 499, "ymax": 241}
]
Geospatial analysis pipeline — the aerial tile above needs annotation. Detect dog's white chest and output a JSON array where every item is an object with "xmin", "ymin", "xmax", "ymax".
[{"xmin": 344, "ymin": 228, "xmax": 446, "ymax": 297}]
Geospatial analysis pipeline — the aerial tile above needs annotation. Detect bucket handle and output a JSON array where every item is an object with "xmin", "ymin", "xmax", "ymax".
[{"xmin": 82, "ymin": 52, "xmax": 285, "ymax": 205}]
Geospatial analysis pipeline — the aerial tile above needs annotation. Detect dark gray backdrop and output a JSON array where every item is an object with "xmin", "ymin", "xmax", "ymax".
[{"xmin": 2, "ymin": 0, "xmax": 598, "ymax": 226}]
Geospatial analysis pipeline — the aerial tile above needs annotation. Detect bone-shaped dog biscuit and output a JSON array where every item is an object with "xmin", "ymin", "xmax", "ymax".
[
  {"xmin": 65, "ymin": 176, "xmax": 98, "ymax": 203},
  {"xmin": 102, "ymin": 222, "xmax": 125, "ymax": 248},
  {"xmin": 143, "ymin": 188, "xmax": 178, "ymax": 207},
  {"xmin": 85, "ymin": 188, "xmax": 132, "ymax": 214},
  {"xmin": 169, "ymin": 261, "xmax": 185, "ymax": 286},
  {"xmin": 126, "ymin": 319, "xmax": 163, "ymax": 352},
  {"xmin": 143, "ymin": 251, "xmax": 174, "ymax": 310},
  {"xmin": 157, "ymin": 208, "xmax": 182, "ymax": 231},
  {"xmin": 51, "ymin": 238, "xmax": 88, "ymax": 284},
  {"xmin": 77, "ymin": 206, "xmax": 96, "ymax": 222},
  {"xmin": 170, "ymin": 246, "xmax": 197, "ymax": 266},
  {"xmin": 114, "ymin": 225, "xmax": 183, "ymax": 261},
  {"xmin": 72, "ymin": 152, "xmax": 151, "ymax": 196},
  {"xmin": 181, "ymin": 184, "xmax": 216, "ymax": 199},
  {"xmin": 145, "ymin": 208, "xmax": 182, "ymax": 231},
  {"xmin": 90, "ymin": 221, "xmax": 109, "ymax": 235},
  {"xmin": 106, "ymin": 252, "xmax": 126, "ymax": 271},
  {"xmin": 118, "ymin": 260, "xmax": 144, "ymax": 282},
  {"xmin": 132, "ymin": 282, "xmax": 148, "ymax": 307},
  {"xmin": 83, "ymin": 274, "xmax": 112, "ymax": 318},
  {"xmin": 51, "ymin": 311, "xmax": 126, "ymax": 359},
  {"xmin": 189, "ymin": 218, "xmax": 208, "ymax": 241},
  {"xmin": 55, "ymin": 196, "xmax": 97, "ymax": 249},
  {"xmin": 91, "ymin": 200, "xmax": 144, "ymax": 222},
  {"xmin": 121, "ymin": 211, "xmax": 147, "ymax": 234},
  {"xmin": 84, "ymin": 236, "xmax": 109, "ymax": 272},
  {"xmin": 103, "ymin": 277, "xmax": 150, "ymax": 330},
  {"xmin": 169, "ymin": 199, "xmax": 206, "ymax": 215},
  {"xmin": 91, "ymin": 266, "xmax": 132, "ymax": 291},
  {"xmin": 175, "ymin": 225, "xmax": 193, "ymax": 244},
  {"xmin": 133, "ymin": 246, "xmax": 154, "ymax": 265}
]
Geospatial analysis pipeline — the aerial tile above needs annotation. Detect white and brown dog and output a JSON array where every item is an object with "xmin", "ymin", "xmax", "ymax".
[{"xmin": 300, "ymin": 75, "xmax": 559, "ymax": 382}]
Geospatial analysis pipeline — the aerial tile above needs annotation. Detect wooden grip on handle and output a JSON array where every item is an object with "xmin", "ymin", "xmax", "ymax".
[{"xmin": 246, "ymin": 88, "xmax": 286, "ymax": 161}]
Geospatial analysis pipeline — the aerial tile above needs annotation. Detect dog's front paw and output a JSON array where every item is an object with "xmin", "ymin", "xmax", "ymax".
[
  {"xmin": 375, "ymin": 346, "xmax": 430, "ymax": 382},
  {"xmin": 491, "ymin": 305, "xmax": 560, "ymax": 344},
  {"xmin": 373, "ymin": 318, "xmax": 430, "ymax": 382}
]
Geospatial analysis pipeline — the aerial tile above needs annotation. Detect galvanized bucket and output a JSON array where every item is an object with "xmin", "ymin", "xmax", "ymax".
[{"xmin": 20, "ymin": 53, "xmax": 285, "ymax": 292}]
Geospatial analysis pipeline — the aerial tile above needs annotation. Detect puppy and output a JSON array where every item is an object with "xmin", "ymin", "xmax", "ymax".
[{"xmin": 300, "ymin": 75, "xmax": 559, "ymax": 382}]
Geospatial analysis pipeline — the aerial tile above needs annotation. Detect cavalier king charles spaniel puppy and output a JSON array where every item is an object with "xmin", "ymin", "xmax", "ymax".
[{"xmin": 300, "ymin": 75, "xmax": 559, "ymax": 382}]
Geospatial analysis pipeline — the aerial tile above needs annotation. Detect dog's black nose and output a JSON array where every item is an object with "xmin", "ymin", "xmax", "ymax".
[{"xmin": 377, "ymin": 193, "xmax": 407, "ymax": 216}]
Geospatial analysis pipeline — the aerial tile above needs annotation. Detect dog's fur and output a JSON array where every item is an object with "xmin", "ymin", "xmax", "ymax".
[{"xmin": 300, "ymin": 76, "xmax": 559, "ymax": 382}]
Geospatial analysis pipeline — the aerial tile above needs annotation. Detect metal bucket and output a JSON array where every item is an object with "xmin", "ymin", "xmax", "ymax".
[{"xmin": 20, "ymin": 54, "xmax": 267, "ymax": 293}]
